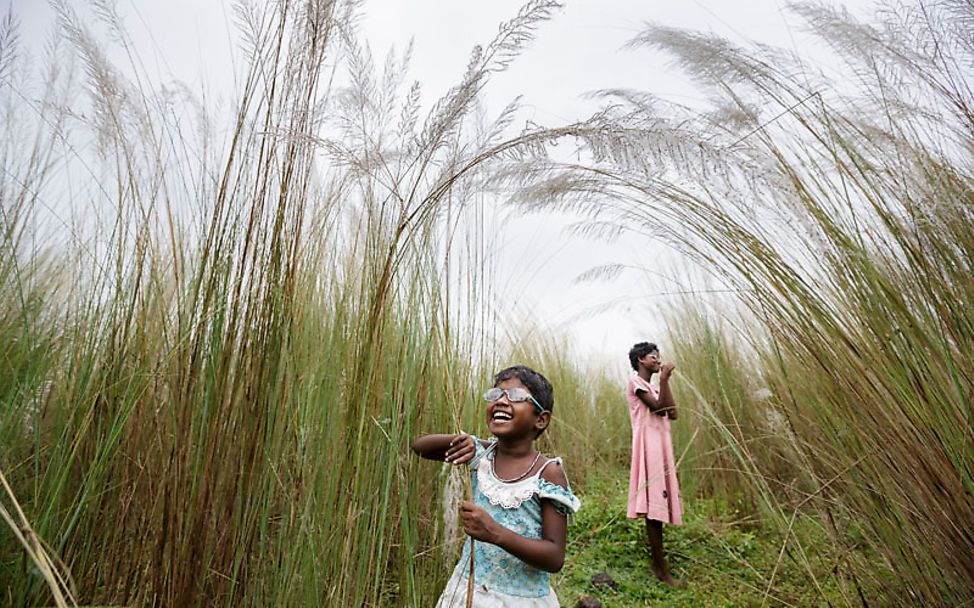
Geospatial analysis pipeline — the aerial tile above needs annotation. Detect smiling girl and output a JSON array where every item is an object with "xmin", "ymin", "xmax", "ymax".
[{"xmin": 412, "ymin": 365, "xmax": 581, "ymax": 607}]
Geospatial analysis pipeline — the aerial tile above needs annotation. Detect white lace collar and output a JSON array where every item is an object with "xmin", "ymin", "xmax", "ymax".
[{"xmin": 476, "ymin": 447, "xmax": 553, "ymax": 509}]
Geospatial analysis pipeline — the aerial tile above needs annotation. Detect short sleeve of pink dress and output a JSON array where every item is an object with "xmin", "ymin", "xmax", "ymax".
[{"xmin": 626, "ymin": 375, "xmax": 683, "ymax": 524}]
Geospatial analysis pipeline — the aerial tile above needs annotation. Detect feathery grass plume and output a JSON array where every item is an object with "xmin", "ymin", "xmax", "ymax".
[
  {"xmin": 502, "ymin": 1, "xmax": 973, "ymax": 605},
  {"xmin": 0, "ymin": 9, "xmax": 19, "ymax": 87}
]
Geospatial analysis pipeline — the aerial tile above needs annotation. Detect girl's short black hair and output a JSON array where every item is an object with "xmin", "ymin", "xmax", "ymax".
[
  {"xmin": 628, "ymin": 342, "xmax": 658, "ymax": 371},
  {"xmin": 494, "ymin": 365, "xmax": 554, "ymax": 414}
]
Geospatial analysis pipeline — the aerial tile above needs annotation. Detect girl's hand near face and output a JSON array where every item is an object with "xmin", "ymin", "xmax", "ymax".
[
  {"xmin": 658, "ymin": 362, "xmax": 679, "ymax": 420},
  {"xmin": 444, "ymin": 433, "xmax": 476, "ymax": 464},
  {"xmin": 461, "ymin": 501, "xmax": 502, "ymax": 544},
  {"xmin": 660, "ymin": 362, "xmax": 676, "ymax": 380}
]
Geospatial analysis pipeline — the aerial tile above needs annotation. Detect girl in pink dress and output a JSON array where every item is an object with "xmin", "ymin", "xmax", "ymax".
[{"xmin": 626, "ymin": 342, "xmax": 683, "ymax": 587}]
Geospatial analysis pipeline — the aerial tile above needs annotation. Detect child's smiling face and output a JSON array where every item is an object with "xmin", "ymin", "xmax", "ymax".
[{"xmin": 486, "ymin": 377, "xmax": 547, "ymax": 438}]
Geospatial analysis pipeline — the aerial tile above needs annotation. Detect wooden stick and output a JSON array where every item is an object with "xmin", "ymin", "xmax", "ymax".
[
  {"xmin": 458, "ymin": 430, "xmax": 492, "ymax": 608},
  {"xmin": 466, "ymin": 449, "xmax": 475, "ymax": 608},
  {"xmin": 462, "ymin": 432, "xmax": 482, "ymax": 608},
  {"xmin": 466, "ymin": 535, "xmax": 475, "ymax": 607}
]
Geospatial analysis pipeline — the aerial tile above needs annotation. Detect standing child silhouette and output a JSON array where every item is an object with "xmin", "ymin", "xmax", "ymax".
[
  {"xmin": 412, "ymin": 365, "xmax": 581, "ymax": 607},
  {"xmin": 626, "ymin": 342, "xmax": 684, "ymax": 587}
]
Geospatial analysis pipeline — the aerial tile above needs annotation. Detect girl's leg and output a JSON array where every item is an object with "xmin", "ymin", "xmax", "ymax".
[{"xmin": 645, "ymin": 519, "xmax": 683, "ymax": 587}]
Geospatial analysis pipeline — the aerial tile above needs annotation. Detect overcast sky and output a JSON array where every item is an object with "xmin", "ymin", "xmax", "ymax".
[{"xmin": 11, "ymin": 0, "xmax": 876, "ymax": 371}]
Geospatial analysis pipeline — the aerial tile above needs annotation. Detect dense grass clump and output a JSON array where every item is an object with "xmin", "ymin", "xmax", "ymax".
[{"xmin": 0, "ymin": 1, "xmax": 610, "ymax": 606}]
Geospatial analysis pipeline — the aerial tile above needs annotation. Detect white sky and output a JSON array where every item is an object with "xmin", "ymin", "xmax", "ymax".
[{"xmin": 11, "ymin": 0, "xmax": 876, "ymax": 372}]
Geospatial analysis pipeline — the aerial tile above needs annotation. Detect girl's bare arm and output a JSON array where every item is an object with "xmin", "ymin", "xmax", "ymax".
[
  {"xmin": 659, "ymin": 363, "xmax": 678, "ymax": 420},
  {"xmin": 411, "ymin": 434, "xmax": 485, "ymax": 463},
  {"xmin": 635, "ymin": 386, "xmax": 667, "ymax": 415},
  {"xmin": 460, "ymin": 463, "xmax": 569, "ymax": 572}
]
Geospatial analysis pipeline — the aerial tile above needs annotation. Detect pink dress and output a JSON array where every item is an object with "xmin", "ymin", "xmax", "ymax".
[{"xmin": 626, "ymin": 375, "xmax": 683, "ymax": 524}]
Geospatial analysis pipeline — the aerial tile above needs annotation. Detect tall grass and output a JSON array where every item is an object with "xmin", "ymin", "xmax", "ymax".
[
  {"xmin": 512, "ymin": 1, "xmax": 974, "ymax": 605},
  {"xmin": 0, "ymin": 1, "xmax": 622, "ymax": 606}
]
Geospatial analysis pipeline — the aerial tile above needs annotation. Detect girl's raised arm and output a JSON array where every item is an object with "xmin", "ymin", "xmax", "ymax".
[
  {"xmin": 634, "ymin": 364, "xmax": 678, "ymax": 419},
  {"xmin": 659, "ymin": 363, "xmax": 678, "ymax": 420},
  {"xmin": 635, "ymin": 385, "xmax": 667, "ymax": 416},
  {"xmin": 411, "ymin": 433, "xmax": 485, "ymax": 464}
]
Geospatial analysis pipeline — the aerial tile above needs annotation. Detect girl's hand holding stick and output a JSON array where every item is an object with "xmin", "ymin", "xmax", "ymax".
[{"xmin": 460, "ymin": 501, "xmax": 501, "ymax": 544}]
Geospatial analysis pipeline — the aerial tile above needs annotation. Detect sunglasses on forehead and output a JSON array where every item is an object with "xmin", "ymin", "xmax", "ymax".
[{"xmin": 483, "ymin": 387, "xmax": 548, "ymax": 413}]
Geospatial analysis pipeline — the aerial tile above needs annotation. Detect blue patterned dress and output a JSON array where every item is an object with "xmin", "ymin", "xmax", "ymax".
[{"xmin": 435, "ymin": 439, "xmax": 581, "ymax": 608}]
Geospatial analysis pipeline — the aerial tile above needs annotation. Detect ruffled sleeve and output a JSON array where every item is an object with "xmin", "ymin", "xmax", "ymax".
[
  {"xmin": 536, "ymin": 458, "xmax": 582, "ymax": 523},
  {"xmin": 538, "ymin": 479, "xmax": 581, "ymax": 516}
]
